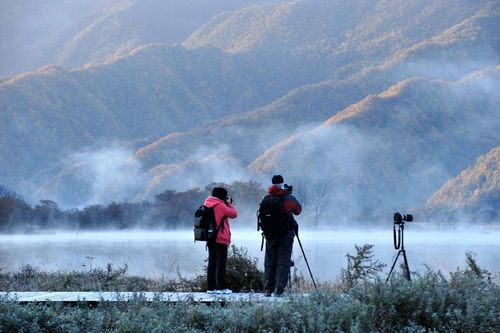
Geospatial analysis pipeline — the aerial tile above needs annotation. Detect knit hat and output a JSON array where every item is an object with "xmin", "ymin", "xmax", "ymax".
[
  {"xmin": 211, "ymin": 187, "xmax": 228, "ymax": 200},
  {"xmin": 272, "ymin": 174, "xmax": 284, "ymax": 185}
]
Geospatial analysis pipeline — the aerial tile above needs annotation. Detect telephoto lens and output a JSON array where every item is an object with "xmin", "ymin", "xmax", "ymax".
[
  {"xmin": 394, "ymin": 212, "xmax": 413, "ymax": 224},
  {"xmin": 403, "ymin": 214, "xmax": 413, "ymax": 222}
]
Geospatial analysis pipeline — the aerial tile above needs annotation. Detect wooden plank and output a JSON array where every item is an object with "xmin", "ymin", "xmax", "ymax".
[{"xmin": 0, "ymin": 292, "xmax": 302, "ymax": 303}]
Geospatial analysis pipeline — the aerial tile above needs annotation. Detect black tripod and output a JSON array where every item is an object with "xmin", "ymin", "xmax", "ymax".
[
  {"xmin": 386, "ymin": 222, "xmax": 411, "ymax": 281},
  {"xmin": 295, "ymin": 231, "xmax": 318, "ymax": 291}
]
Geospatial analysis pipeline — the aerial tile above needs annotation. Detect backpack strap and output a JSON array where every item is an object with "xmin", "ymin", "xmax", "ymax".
[
  {"xmin": 217, "ymin": 216, "xmax": 225, "ymax": 233},
  {"xmin": 277, "ymin": 193, "xmax": 293, "ymax": 229},
  {"xmin": 214, "ymin": 203, "xmax": 225, "ymax": 235},
  {"xmin": 206, "ymin": 216, "xmax": 225, "ymax": 250}
]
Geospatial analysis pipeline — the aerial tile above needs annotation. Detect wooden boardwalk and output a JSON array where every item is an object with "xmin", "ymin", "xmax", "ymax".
[{"xmin": 0, "ymin": 292, "xmax": 298, "ymax": 303}]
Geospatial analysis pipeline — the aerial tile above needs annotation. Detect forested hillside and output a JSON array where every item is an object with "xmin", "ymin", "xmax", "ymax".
[
  {"xmin": 0, "ymin": 46, "xmax": 283, "ymax": 188},
  {"xmin": 184, "ymin": 0, "xmax": 497, "ymax": 83},
  {"xmin": 0, "ymin": 0, "xmax": 279, "ymax": 76},
  {"xmin": 0, "ymin": 0, "xmax": 498, "ymax": 222}
]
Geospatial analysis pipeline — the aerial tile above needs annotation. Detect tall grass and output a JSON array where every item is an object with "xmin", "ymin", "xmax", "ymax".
[
  {"xmin": 0, "ymin": 245, "xmax": 498, "ymax": 332},
  {"xmin": 0, "ymin": 246, "xmax": 262, "ymax": 292},
  {"xmin": 1, "ymin": 268, "xmax": 498, "ymax": 332}
]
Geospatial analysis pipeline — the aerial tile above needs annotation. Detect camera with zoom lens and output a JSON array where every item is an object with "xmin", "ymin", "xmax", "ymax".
[
  {"xmin": 393, "ymin": 212, "xmax": 413, "ymax": 224},
  {"xmin": 284, "ymin": 184, "xmax": 293, "ymax": 194}
]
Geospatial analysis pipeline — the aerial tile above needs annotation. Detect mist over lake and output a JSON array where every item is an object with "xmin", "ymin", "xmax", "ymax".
[{"xmin": 2, "ymin": 229, "xmax": 499, "ymax": 280}]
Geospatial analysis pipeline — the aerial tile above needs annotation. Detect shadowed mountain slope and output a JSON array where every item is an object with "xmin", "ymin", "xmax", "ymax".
[
  {"xmin": 0, "ymin": 45, "xmax": 282, "ymax": 187},
  {"xmin": 0, "ymin": 0, "xmax": 282, "ymax": 77},
  {"xmin": 0, "ymin": 0, "xmax": 117, "ymax": 76}
]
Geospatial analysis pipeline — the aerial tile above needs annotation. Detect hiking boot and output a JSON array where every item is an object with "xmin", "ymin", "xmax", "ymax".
[
  {"xmin": 206, "ymin": 290, "xmax": 217, "ymax": 295},
  {"xmin": 275, "ymin": 288, "xmax": 285, "ymax": 297}
]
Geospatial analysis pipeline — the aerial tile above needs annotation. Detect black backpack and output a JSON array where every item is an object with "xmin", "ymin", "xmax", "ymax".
[
  {"xmin": 194, "ymin": 205, "xmax": 223, "ymax": 242},
  {"xmin": 257, "ymin": 195, "xmax": 288, "ymax": 238}
]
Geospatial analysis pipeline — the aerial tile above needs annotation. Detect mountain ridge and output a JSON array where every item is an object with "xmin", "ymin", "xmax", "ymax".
[
  {"xmin": 0, "ymin": 0, "xmax": 281, "ymax": 76},
  {"xmin": 0, "ymin": 45, "xmax": 284, "ymax": 187},
  {"xmin": 0, "ymin": 0, "xmax": 498, "ymax": 220},
  {"xmin": 133, "ymin": 5, "xmax": 498, "ymax": 172}
]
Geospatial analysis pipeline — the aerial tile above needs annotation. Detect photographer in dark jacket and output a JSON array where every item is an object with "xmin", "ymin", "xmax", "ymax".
[{"xmin": 263, "ymin": 174, "xmax": 302, "ymax": 296}]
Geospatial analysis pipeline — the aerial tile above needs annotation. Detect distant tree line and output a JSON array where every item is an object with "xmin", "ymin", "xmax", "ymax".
[
  {"xmin": 0, "ymin": 181, "xmax": 264, "ymax": 233},
  {"xmin": 2, "ymin": 181, "xmax": 495, "ymax": 232}
]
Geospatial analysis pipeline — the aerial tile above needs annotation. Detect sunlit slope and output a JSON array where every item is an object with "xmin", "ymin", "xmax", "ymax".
[
  {"xmin": 0, "ymin": 45, "xmax": 273, "ymax": 187},
  {"xmin": 249, "ymin": 69, "xmax": 500, "ymax": 216},
  {"xmin": 134, "ymin": 5, "xmax": 499, "ymax": 171},
  {"xmin": 184, "ymin": 0, "xmax": 495, "ymax": 83},
  {"xmin": 0, "ymin": 0, "xmax": 278, "ymax": 76},
  {"xmin": 426, "ymin": 146, "xmax": 499, "ymax": 218}
]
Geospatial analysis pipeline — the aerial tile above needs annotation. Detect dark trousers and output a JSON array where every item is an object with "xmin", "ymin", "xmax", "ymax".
[
  {"xmin": 207, "ymin": 242, "xmax": 228, "ymax": 290},
  {"xmin": 264, "ymin": 230, "xmax": 294, "ymax": 292}
]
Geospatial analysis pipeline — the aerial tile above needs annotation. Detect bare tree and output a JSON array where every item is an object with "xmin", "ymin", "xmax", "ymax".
[{"xmin": 294, "ymin": 180, "xmax": 331, "ymax": 226}]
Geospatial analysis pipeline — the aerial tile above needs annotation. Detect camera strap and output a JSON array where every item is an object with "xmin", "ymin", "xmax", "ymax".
[{"xmin": 393, "ymin": 225, "xmax": 401, "ymax": 249}]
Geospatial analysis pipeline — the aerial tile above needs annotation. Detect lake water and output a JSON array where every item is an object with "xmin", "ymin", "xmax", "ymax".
[{"xmin": 1, "ymin": 230, "xmax": 499, "ymax": 281}]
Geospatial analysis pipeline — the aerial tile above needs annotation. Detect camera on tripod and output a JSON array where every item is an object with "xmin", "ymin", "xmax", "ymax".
[
  {"xmin": 393, "ymin": 212, "xmax": 413, "ymax": 224},
  {"xmin": 387, "ymin": 212, "xmax": 414, "ymax": 281}
]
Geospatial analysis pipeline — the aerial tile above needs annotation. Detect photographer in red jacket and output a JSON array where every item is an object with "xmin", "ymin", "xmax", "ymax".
[
  {"xmin": 263, "ymin": 175, "xmax": 302, "ymax": 296},
  {"xmin": 204, "ymin": 187, "xmax": 237, "ymax": 294}
]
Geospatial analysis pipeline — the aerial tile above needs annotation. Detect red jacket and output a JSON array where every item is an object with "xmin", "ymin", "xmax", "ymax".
[
  {"xmin": 203, "ymin": 196, "xmax": 238, "ymax": 246},
  {"xmin": 268, "ymin": 185, "xmax": 302, "ymax": 218}
]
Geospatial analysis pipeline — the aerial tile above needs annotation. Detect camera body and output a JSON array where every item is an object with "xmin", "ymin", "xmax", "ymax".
[
  {"xmin": 284, "ymin": 184, "xmax": 293, "ymax": 194},
  {"xmin": 393, "ymin": 212, "xmax": 413, "ymax": 224}
]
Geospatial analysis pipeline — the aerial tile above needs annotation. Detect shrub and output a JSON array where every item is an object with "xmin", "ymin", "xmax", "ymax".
[
  {"xmin": 196, "ymin": 245, "xmax": 264, "ymax": 292},
  {"xmin": 226, "ymin": 245, "xmax": 264, "ymax": 291},
  {"xmin": 339, "ymin": 244, "xmax": 386, "ymax": 291}
]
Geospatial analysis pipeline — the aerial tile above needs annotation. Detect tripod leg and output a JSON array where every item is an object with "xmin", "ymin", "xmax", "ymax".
[
  {"xmin": 401, "ymin": 249, "xmax": 411, "ymax": 281},
  {"xmin": 295, "ymin": 233, "xmax": 317, "ymax": 291},
  {"xmin": 386, "ymin": 250, "xmax": 402, "ymax": 282}
]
